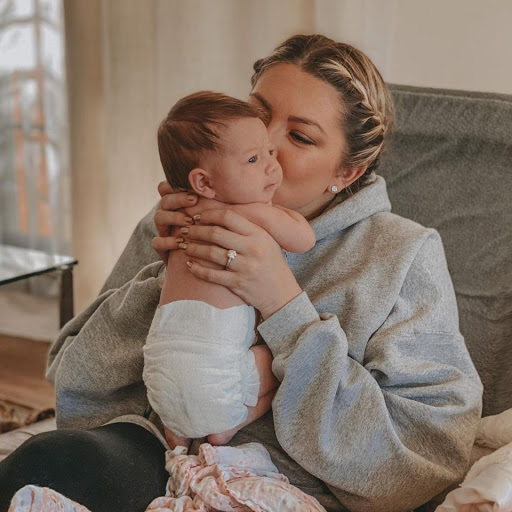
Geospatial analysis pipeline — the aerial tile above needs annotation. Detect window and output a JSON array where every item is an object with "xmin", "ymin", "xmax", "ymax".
[{"xmin": 0, "ymin": 0, "xmax": 70, "ymax": 254}]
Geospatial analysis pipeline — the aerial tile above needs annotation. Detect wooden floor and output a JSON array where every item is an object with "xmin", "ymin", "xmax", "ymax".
[{"xmin": 0, "ymin": 335, "xmax": 55, "ymax": 411}]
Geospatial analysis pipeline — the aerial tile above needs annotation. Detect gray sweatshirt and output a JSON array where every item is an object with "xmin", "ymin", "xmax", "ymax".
[{"xmin": 47, "ymin": 174, "xmax": 483, "ymax": 512}]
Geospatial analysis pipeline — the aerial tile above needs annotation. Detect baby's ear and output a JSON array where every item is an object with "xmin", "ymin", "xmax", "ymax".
[{"xmin": 188, "ymin": 168, "xmax": 216, "ymax": 198}]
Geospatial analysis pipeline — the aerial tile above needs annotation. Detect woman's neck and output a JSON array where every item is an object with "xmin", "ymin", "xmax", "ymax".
[{"xmin": 296, "ymin": 193, "xmax": 337, "ymax": 221}]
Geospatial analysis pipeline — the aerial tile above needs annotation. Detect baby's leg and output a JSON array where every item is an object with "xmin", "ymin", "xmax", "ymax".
[
  {"xmin": 207, "ymin": 345, "xmax": 279, "ymax": 446},
  {"xmin": 251, "ymin": 344, "xmax": 280, "ymax": 396}
]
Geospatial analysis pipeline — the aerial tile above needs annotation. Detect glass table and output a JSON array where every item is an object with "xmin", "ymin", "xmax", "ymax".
[{"xmin": 0, "ymin": 245, "xmax": 78, "ymax": 328}]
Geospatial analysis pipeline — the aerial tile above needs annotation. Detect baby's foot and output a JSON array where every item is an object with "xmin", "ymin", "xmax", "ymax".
[{"xmin": 164, "ymin": 428, "xmax": 191, "ymax": 451}]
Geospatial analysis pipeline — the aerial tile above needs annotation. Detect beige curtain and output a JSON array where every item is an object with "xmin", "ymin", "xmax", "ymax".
[
  {"xmin": 66, "ymin": 0, "xmax": 512, "ymax": 312},
  {"xmin": 66, "ymin": 0, "xmax": 318, "ymax": 311}
]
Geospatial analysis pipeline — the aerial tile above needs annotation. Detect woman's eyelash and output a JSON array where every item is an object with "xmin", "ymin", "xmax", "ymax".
[{"xmin": 290, "ymin": 132, "xmax": 314, "ymax": 145}]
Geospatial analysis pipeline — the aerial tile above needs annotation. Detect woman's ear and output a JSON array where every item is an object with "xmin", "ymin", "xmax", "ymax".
[
  {"xmin": 188, "ymin": 168, "xmax": 216, "ymax": 198},
  {"xmin": 329, "ymin": 166, "xmax": 367, "ymax": 193},
  {"xmin": 342, "ymin": 166, "xmax": 368, "ymax": 187}
]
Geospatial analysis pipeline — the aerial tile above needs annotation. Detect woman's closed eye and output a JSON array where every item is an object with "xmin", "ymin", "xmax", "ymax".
[{"xmin": 290, "ymin": 132, "xmax": 315, "ymax": 145}]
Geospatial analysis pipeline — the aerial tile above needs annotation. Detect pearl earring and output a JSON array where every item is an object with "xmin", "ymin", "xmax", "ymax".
[{"xmin": 331, "ymin": 185, "xmax": 338, "ymax": 193}]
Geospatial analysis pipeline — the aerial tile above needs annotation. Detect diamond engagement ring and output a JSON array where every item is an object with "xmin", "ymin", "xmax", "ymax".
[{"xmin": 225, "ymin": 249, "xmax": 237, "ymax": 269}]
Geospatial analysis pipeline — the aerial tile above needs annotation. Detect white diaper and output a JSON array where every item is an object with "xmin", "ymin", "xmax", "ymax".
[{"xmin": 143, "ymin": 300, "xmax": 260, "ymax": 438}]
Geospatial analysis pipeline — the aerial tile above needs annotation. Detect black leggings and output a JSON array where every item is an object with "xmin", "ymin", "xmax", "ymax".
[{"xmin": 0, "ymin": 422, "xmax": 168, "ymax": 512}]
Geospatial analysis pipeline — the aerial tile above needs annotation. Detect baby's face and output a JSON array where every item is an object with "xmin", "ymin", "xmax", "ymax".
[{"xmin": 207, "ymin": 117, "xmax": 282, "ymax": 204}]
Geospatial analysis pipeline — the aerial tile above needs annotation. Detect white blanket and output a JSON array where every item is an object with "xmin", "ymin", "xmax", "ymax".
[{"xmin": 435, "ymin": 408, "xmax": 512, "ymax": 512}]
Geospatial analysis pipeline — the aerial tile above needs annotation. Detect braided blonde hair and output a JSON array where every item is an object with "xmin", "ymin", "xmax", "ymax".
[{"xmin": 251, "ymin": 34, "xmax": 394, "ymax": 195}]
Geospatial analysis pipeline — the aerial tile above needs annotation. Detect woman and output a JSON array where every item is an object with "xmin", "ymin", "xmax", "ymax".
[{"xmin": 0, "ymin": 34, "xmax": 482, "ymax": 512}]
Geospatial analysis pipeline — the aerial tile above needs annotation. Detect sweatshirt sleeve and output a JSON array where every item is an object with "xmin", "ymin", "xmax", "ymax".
[
  {"xmin": 46, "ymin": 261, "xmax": 164, "ymax": 429},
  {"xmin": 46, "ymin": 202, "xmax": 158, "ymax": 386},
  {"xmin": 257, "ymin": 230, "xmax": 483, "ymax": 512},
  {"xmin": 46, "ymin": 202, "xmax": 163, "ymax": 429}
]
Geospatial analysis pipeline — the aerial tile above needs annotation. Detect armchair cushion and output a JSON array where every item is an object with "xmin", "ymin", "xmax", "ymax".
[{"xmin": 380, "ymin": 84, "xmax": 512, "ymax": 416}]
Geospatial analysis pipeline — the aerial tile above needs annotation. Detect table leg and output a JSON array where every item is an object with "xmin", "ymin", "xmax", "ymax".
[{"xmin": 59, "ymin": 265, "xmax": 74, "ymax": 328}]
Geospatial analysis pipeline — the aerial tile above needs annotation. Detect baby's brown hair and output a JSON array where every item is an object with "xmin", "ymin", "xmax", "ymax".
[{"xmin": 158, "ymin": 91, "xmax": 264, "ymax": 191}]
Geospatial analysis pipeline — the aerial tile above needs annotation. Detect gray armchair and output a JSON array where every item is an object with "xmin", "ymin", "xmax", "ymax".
[{"xmin": 1, "ymin": 84, "xmax": 511, "ymax": 507}]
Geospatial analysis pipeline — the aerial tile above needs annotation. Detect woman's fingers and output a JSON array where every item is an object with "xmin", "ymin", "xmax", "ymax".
[
  {"xmin": 183, "ymin": 213, "xmax": 301, "ymax": 318},
  {"xmin": 160, "ymin": 190, "xmax": 197, "ymax": 211},
  {"xmin": 180, "ymin": 242, "xmax": 241, "ymax": 270},
  {"xmin": 152, "ymin": 235, "xmax": 185, "ymax": 264},
  {"xmin": 182, "ymin": 225, "xmax": 244, "ymax": 251},
  {"xmin": 153, "ymin": 186, "xmax": 200, "ymax": 261},
  {"xmin": 186, "ymin": 260, "xmax": 238, "ymax": 289},
  {"xmin": 195, "ymin": 208, "xmax": 255, "ymax": 236},
  {"xmin": 157, "ymin": 180, "xmax": 174, "ymax": 198},
  {"xmin": 154, "ymin": 210, "xmax": 194, "ymax": 238},
  {"xmin": 182, "ymin": 198, "xmax": 225, "ymax": 219},
  {"xmin": 152, "ymin": 235, "xmax": 183, "ymax": 253}
]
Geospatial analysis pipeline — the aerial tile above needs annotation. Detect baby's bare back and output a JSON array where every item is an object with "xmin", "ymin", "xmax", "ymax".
[{"xmin": 159, "ymin": 225, "xmax": 246, "ymax": 309}]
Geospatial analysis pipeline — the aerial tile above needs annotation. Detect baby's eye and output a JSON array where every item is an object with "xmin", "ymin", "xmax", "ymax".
[
  {"xmin": 248, "ymin": 155, "xmax": 258, "ymax": 163},
  {"xmin": 269, "ymin": 148, "xmax": 275, "ymax": 156}
]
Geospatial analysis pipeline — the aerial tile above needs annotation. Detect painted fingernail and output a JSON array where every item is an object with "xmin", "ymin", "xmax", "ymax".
[
  {"xmin": 186, "ymin": 261, "xmax": 192, "ymax": 268},
  {"xmin": 184, "ymin": 216, "xmax": 193, "ymax": 224},
  {"xmin": 186, "ymin": 194, "xmax": 196, "ymax": 202},
  {"xmin": 181, "ymin": 227, "xmax": 189, "ymax": 235},
  {"xmin": 178, "ymin": 243, "xmax": 188, "ymax": 250},
  {"xmin": 175, "ymin": 237, "xmax": 184, "ymax": 243},
  {"xmin": 193, "ymin": 214, "xmax": 201, "ymax": 222}
]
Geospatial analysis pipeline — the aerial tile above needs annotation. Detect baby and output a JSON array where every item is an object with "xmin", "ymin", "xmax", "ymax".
[{"xmin": 143, "ymin": 91, "xmax": 316, "ymax": 450}]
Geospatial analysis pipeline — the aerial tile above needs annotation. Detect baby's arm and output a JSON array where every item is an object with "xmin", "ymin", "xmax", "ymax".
[{"xmin": 230, "ymin": 203, "xmax": 316, "ymax": 253}]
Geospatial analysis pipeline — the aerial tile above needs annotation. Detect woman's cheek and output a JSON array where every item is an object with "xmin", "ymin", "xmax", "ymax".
[{"xmin": 277, "ymin": 149, "xmax": 302, "ymax": 184}]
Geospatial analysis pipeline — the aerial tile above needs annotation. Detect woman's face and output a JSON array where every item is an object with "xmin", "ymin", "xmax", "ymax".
[{"xmin": 248, "ymin": 63, "xmax": 346, "ymax": 219}]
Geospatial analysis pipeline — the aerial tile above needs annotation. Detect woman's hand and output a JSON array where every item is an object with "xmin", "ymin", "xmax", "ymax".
[
  {"xmin": 180, "ymin": 208, "xmax": 303, "ymax": 319},
  {"xmin": 153, "ymin": 181, "xmax": 227, "ymax": 263},
  {"xmin": 152, "ymin": 181, "xmax": 199, "ymax": 263}
]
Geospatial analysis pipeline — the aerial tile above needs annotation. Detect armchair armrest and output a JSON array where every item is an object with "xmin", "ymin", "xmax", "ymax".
[{"xmin": 0, "ymin": 417, "xmax": 56, "ymax": 462}]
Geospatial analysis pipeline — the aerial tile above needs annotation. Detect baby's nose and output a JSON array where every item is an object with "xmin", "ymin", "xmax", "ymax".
[{"xmin": 268, "ymin": 160, "xmax": 282, "ymax": 178}]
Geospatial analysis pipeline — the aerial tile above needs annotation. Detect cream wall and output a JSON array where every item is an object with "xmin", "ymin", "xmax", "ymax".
[
  {"xmin": 66, "ymin": 0, "xmax": 512, "ymax": 312},
  {"xmin": 320, "ymin": 0, "xmax": 512, "ymax": 94},
  {"xmin": 388, "ymin": 1, "xmax": 512, "ymax": 93}
]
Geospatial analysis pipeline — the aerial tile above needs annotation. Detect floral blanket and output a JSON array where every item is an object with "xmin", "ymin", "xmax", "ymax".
[{"xmin": 8, "ymin": 442, "xmax": 326, "ymax": 512}]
